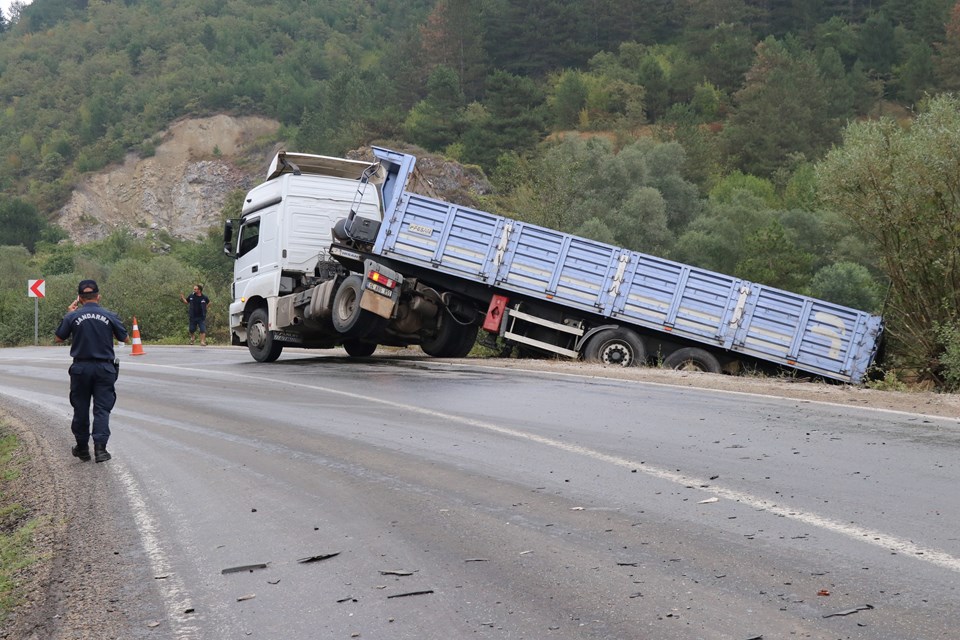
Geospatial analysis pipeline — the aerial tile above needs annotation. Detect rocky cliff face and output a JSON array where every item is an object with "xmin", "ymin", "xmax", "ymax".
[
  {"xmin": 56, "ymin": 115, "xmax": 281, "ymax": 243},
  {"xmin": 56, "ymin": 116, "xmax": 493, "ymax": 244}
]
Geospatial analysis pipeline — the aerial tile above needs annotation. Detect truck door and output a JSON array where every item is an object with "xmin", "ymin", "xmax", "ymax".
[{"xmin": 234, "ymin": 207, "xmax": 280, "ymax": 302}]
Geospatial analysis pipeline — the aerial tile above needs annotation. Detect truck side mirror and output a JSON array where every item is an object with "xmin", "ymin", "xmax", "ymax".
[{"xmin": 223, "ymin": 219, "xmax": 235, "ymax": 257}]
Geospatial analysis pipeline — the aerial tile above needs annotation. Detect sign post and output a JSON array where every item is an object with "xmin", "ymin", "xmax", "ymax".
[{"xmin": 28, "ymin": 279, "xmax": 45, "ymax": 346}]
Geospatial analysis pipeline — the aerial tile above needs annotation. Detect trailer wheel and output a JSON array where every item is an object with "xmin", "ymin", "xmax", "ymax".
[
  {"xmin": 662, "ymin": 347, "xmax": 722, "ymax": 374},
  {"xmin": 422, "ymin": 318, "xmax": 478, "ymax": 358},
  {"xmin": 247, "ymin": 308, "xmax": 283, "ymax": 362},
  {"xmin": 332, "ymin": 275, "xmax": 383, "ymax": 338},
  {"xmin": 582, "ymin": 328, "xmax": 646, "ymax": 367},
  {"xmin": 343, "ymin": 339, "xmax": 377, "ymax": 357}
]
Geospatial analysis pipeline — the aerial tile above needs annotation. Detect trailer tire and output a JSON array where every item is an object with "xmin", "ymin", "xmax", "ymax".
[
  {"xmin": 422, "ymin": 318, "xmax": 478, "ymax": 358},
  {"xmin": 662, "ymin": 347, "xmax": 722, "ymax": 374},
  {"xmin": 332, "ymin": 275, "xmax": 383, "ymax": 338},
  {"xmin": 343, "ymin": 339, "xmax": 377, "ymax": 357},
  {"xmin": 582, "ymin": 328, "xmax": 646, "ymax": 367},
  {"xmin": 247, "ymin": 308, "xmax": 283, "ymax": 362}
]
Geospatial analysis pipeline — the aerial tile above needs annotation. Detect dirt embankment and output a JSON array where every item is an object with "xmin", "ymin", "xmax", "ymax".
[{"xmin": 56, "ymin": 115, "xmax": 281, "ymax": 243}]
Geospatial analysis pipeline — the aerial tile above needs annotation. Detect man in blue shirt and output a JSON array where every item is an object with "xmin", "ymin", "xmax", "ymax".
[
  {"xmin": 55, "ymin": 279, "xmax": 129, "ymax": 463},
  {"xmin": 179, "ymin": 283, "xmax": 211, "ymax": 346}
]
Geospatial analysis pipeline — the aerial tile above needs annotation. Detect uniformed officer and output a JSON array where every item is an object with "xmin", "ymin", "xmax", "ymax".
[{"xmin": 55, "ymin": 279, "xmax": 129, "ymax": 463}]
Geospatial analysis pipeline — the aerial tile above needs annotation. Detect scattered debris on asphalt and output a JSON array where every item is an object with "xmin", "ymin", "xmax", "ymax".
[
  {"xmin": 387, "ymin": 590, "xmax": 434, "ymax": 599},
  {"xmin": 464, "ymin": 558, "xmax": 488, "ymax": 562},
  {"xmin": 298, "ymin": 552, "xmax": 340, "ymax": 564},
  {"xmin": 817, "ymin": 589, "xmax": 831, "ymax": 596},
  {"xmin": 236, "ymin": 594, "xmax": 256, "ymax": 602},
  {"xmin": 221, "ymin": 563, "xmax": 268, "ymax": 574},
  {"xmin": 380, "ymin": 569, "xmax": 414, "ymax": 576},
  {"xmin": 823, "ymin": 604, "xmax": 874, "ymax": 618},
  {"xmin": 698, "ymin": 497, "xmax": 719, "ymax": 504},
  {"xmin": 337, "ymin": 596, "xmax": 358, "ymax": 603}
]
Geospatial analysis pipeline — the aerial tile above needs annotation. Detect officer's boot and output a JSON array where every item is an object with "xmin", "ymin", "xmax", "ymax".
[
  {"xmin": 72, "ymin": 443, "xmax": 91, "ymax": 462},
  {"xmin": 94, "ymin": 443, "xmax": 112, "ymax": 463}
]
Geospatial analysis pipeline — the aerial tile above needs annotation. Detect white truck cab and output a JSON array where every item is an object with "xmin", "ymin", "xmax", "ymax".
[{"xmin": 225, "ymin": 152, "xmax": 384, "ymax": 360}]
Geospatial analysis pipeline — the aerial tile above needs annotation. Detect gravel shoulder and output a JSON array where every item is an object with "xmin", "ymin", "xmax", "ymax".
[
  {"xmin": 1, "ymin": 357, "xmax": 957, "ymax": 639},
  {"xmin": 0, "ymin": 400, "xmax": 163, "ymax": 640}
]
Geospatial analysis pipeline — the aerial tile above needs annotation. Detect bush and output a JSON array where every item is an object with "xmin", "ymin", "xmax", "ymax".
[{"xmin": 937, "ymin": 322, "xmax": 960, "ymax": 391}]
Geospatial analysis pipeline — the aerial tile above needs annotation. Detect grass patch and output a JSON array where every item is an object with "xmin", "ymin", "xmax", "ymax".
[{"xmin": 0, "ymin": 425, "xmax": 43, "ymax": 623}]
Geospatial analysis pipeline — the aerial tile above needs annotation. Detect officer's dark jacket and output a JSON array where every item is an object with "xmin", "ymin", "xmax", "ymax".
[{"xmin": 55, "ymin": 302, "xmax": 128, "ymax": 361}]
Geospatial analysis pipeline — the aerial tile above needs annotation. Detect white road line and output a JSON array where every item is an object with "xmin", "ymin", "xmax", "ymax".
[{"xmin": 113, "ymin": 463, "xmax": 202, "ymax": 639}]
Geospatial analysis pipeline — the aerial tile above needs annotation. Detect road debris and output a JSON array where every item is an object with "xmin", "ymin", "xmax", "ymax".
[
  {"xmin": 237, "ymin": 594, "xmax": 256, "ymax": 602},
  {"xmin": 337, "ymin": 596, "xmax": 358, "ymax": 603},
  {"xmin": 823, "ymin": 604, "xmax": 874, "ymax": 618},
  {"xmin": 698, "ymin": 497, "xmax": 719, "ymax": 504},
  {"xmin": 380, "ymin": 569, "xmax": 415, "ymax": 576},
  {"xmin": 387, "ymin": 589, "xmax": 435, "ymax": 599},
  {"xmin": 267, "ymin": 579, "xmax": 281, "ymax": 585},
  {"xmin": 464, "ymin": 558, "xmax": 489, "ymax": 562},
  {"xmin": 221, "ymin": 563, "xmax": 268, "ymax": 574},
  {"xmin": 298, "ymin": 552, "xmax": 341, "ymax": 564},
  {"xmin": 817, "ymin": 589, "xmax": 831, "ymax": 596}
]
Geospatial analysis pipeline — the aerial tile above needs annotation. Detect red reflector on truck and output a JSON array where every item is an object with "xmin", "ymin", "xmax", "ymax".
[
  {"xmin": 484, "ymin": 294, "xmax": 509, "ymax": 332},
  {"xmin": 368, "ymin": 271, "xmax": 396, "ymax": 289}
]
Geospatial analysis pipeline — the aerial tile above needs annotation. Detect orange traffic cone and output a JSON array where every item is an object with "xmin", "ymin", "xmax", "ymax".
[{"xmin": 130, "ymin": 316, "xmax": 145, "ymax": 356}]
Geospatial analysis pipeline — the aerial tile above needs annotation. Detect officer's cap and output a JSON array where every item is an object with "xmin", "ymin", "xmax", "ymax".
[{"xmin": 77, "ymin": 279, "xmax": 99, "ymax": 295}]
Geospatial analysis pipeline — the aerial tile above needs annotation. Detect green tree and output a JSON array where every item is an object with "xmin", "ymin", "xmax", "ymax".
[
  {"xmin": 934, "ymin": 2, "xmax": 960, "ymax": 91},
  {"xmin": 419, "ymin": 0, "xmax": 487, "ymax": 98},
  {"xmin": 551, "ymin": 71, "xmax": 589, "ymax": 129},
  {"xmin": 722, "ymin": 37, "xmax": 838, "ymax": 177},
  {"xmin": 461, "ymin": 71, "xmax": 544, "ymax": 171},
  {"xmin": 672, "ymin": 190, "xmax": 775, "ymax": 274},
  {"xmin": 817, "ymin": 94, "xmax": 960, "ymax": 383},
  {"xmin": 809, "ymin": 261, "xmax": 883, "ymax": 312},
  {"xmin": 403, "ymin": 65, "xmax": 465, "ymax": 150},
  {"xmin": 735, "ymin": 221, "xmax": 813, "ymax": 291},
  {"xmin": 0, "ymin": 198, "xmax": 44, "ymax": 252}
]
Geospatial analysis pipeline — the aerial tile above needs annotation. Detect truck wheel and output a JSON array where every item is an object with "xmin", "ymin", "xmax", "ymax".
[
  {"xmin": 422, "ymin": 319, "xmax": 478, "ymax": 358},
  {"xmin": 343, "ymin": 339, "xmax": 377, "ymax": 357},
  {"xmin": 582, "ymin": 328, "xmax": 646, "ymax": 367},
  {"xmin": 662, "ymin": 347, "xmax": 722, "ymax": 374},
  {"xmin": 332, "ymin": 275, "xmax": 382, "ymax": 338},
  {"xmin": 449, "ymin": 323, "xmax": 479, "ymax": 358},
  {"xmin": 247, "ymin": 308, "xmax": 283, "ymax": 362}
]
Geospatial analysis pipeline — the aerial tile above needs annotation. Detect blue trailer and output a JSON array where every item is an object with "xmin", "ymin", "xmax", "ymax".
[{"xmin": 227, "ymin": 147, "xmax": 883, "ymax": 383}]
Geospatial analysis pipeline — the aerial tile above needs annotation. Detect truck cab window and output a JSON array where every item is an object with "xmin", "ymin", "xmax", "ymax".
[{"xmin": 238, "ymin": 220, "xmax": 260, "ymax": 258}]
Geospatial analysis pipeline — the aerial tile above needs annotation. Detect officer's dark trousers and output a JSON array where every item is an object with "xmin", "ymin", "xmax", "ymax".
[{"xmin": 68, "ymin": 361, "xmax": 118, "ymax": 446}]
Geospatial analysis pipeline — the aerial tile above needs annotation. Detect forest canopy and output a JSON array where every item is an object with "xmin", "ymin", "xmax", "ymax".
[{"xmin": 1, "ymin": 0, "xmax": 959, "ymax": 386}]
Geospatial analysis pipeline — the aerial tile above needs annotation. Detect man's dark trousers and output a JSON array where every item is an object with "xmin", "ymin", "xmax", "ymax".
[{"xmin": 69, "ymin": 361, "xmax": 118, "ymax": 445}]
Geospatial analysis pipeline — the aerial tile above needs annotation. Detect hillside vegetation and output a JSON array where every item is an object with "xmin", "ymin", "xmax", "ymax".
[{"xmin": 0, "ymin": 0, "xmax": 958, "ymax": 388}]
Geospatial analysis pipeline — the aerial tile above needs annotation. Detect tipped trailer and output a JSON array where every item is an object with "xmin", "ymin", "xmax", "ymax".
[{"xmin": 225, "ymin": 147, "xmax": 883, "ymax": 383}]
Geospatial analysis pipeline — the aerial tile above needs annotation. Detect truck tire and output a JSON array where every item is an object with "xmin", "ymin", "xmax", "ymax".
[
  {"xmin": 332, "ymin": 275, "xmax": 384, "ymax": 338},
  {"xmin": 422, "ymin": 319, "xmax": 478, "ymax": 358},
  {"xmin": 662, "ymin": 347, "xmax": 722, "ymax": 374},
  {"xmin": 582, "ymin": 328, "xmax": 646, "ymax": 367},
  {"xmin": 247, "ymin": 308, "xmax": 283, "ymax": 362},
  {"xmin": 343, "ymin": 339, "xmax": 377, "ymax": 357}
]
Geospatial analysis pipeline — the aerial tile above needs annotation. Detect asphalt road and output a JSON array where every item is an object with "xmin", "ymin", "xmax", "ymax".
[{"xmin": 2, "ymin": 345, "xmax": 959, "ymax": 639}]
